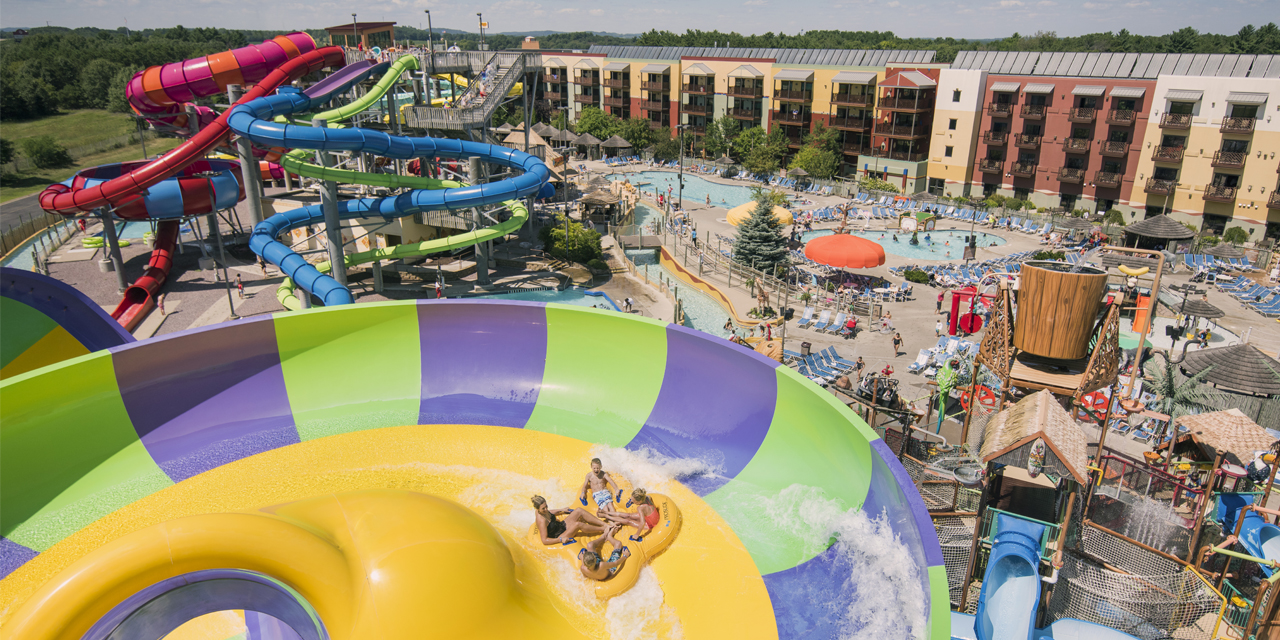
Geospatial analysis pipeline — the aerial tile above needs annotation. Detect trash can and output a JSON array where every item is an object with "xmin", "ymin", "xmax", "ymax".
[{"xmin": 801, "ymin": 342, "xmax": 812, "ymax": 356}]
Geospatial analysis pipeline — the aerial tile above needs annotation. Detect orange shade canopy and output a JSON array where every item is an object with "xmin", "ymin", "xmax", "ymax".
[{"xmin": 803, "ymin": 233, "xmax": 886, "ymax": 269}]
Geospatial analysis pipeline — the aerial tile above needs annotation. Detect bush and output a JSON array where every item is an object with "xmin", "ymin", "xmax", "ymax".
[
  {"xmin": 1031, "ymin": 250, "xmax": 1066, "ymax": 261},
  {"xmin": 0, "ymin": 138, "xmax": 13, "ymax": 166},
  {"xmin": 904, "ymin": 268, "xmax": 930, "ymax": 284},
  {"xmin": 539, "ymin": 214, "xmax": 603, "ymax": 263},
  {"xmin": 1102, "ymin": 208, "xmax": 1126, "ymax": 226},
  {"xmin": 586, "ymin": 258, "xmax": 609, "ymax": 271},
  {"xmin": 859, "ymin": 176, "xmax": 900, "ymax": 194},
  {"xmin": 18, "ymin": 135, "xmax": 73, "ymax": 169},
  {"xmin": 1222, "ymin": 226, "xmax": 1249, "ymax": 245}
]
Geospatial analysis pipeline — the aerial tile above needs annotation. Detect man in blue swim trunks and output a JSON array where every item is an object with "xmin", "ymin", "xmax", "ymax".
[
  {"xmin": 578, "ymin": 457, "xmax": 622, "ymax": 516},
  {"xmin": 579, "ymin": 524, "xmax": 630, "ymax": 581}
]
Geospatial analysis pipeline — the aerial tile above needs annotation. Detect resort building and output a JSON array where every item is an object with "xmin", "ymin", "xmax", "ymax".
[{"xmin": 323, "ymin": 22, "xmax": 395, "ymax": 50}]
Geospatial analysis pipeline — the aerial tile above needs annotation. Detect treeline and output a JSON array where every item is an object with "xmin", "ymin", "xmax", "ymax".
[
  {"xmin": 635, "ymin": 25, "xmax": 1280, "ymax": 62},
  {"xmin": 330, "ymin": 27, "xmax": 636, "ymax": 52}
]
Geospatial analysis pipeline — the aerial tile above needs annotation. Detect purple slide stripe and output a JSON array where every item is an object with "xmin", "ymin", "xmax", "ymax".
[
  {"xmin": 416, "ymin": 301, "xmax": 546, "ymax": 427},
  {"xmin": 761, "ymin": 544, "xmax": 856, "ymax": 639},
  {"xmin": 0, "ymin": 537, "xmax": 38, "ymax": 580},
  {"xmin": 627, "ymin": 325, "xmax": 780, "ymax": 495},
  {"xmin": 112, "ymin": 317, "xmax": 296, "ymax": 483},
  {"xmin": 1, "ymin": 268, "xmax": 134, "ymax": 351},
  {"xmin": 864, "ymin": 439, "xmax": 945, "ymax": 567}
]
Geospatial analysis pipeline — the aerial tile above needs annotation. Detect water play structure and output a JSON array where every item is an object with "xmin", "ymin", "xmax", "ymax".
[{"xmin": 0, "ymin": 290, "xmax": 948, "ymax": 638}]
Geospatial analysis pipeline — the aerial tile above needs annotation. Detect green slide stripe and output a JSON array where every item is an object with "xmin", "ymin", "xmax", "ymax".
[
  {"xmin": 0, "ymin": 298, "xmax": 56, "ymax": 369},
  {"xmin": 702, "ymin": 365, "xmax": 874, "ymax": 574},
  {"xmin": 929, "ymin": 565, "xmax": 951, "ymax": 640},
  {"xmin": 525, "ymin": 306, "xmax": 668, "ymax": 446},
  {"xmin": 1, "ymin": 352, "xmax": 171, "ymax": 551},
  {"xmin": 274, "ymin": 301, "xmax": 422, "ymax": 441}
]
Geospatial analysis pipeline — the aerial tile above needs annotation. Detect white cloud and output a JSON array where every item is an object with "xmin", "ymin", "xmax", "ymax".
[
  {"xmin": 886, "ymin": 0, "xmax": 901, "ymax": 6},
  {"xmin": 588, "ymin": 7, "xmax": 604, "ymax": 15},
  {"xmin": 998, "ymin": 0, "xmax": 1024, "ymax": 6},
  {"xmin": 1081, "ymin": 2, "xmax": 1103, "ymax": 8},
  {"xmin": 1124, "ymin": 0, "xmax": 1150, "ymax": 6},
  {"xmin": 1037, "ymin": 0, "xmax": 1057, "ymax": 6},
  {"xmin": 745, "ymin": 0, "xmax": 765, "ymax": 5}
]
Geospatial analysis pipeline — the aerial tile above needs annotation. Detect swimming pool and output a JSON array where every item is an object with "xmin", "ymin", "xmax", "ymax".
[
  {"xmin": 626, "ymin": 248, "xmax": 733, "ymax": 336},
  {"xmin": 801, "ymin": 229, "xmax": 1007, "ymax": 261},
  {"xmin": 607, "ymin": 171, "xmax": 756, "ymax": 209},
  {"xmin": 467, "ymin": 287, "xmax": 620, "ymax": 310}
]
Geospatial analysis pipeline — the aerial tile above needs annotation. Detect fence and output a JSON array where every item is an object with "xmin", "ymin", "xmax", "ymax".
[
  {"xmin": 1, "ymin": 213, "xmax": 74, "ymax": 264},
  {"xmin": 616, "ymin": 245, "xmax": 681, "ymax": 325},
  {"xmin": 2, "ymin": 130, "xmax": 159, "ymax": 174},
  {"xmin": 1087, "ymin": 454, "xmax": 1203, "ymax": 561}
]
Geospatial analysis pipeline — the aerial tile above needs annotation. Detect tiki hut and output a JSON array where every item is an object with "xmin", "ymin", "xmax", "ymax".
[
  {"xmin": 980, "ymin": 389, "xmax": 1091, "ymax": 487},
  {"xmin": 1122, "ymin": 214, "xmax": 1194, "ymax": 251},
  {"xmin": 1205, "ymin": 243, "xmax": 1245, "ymax": 260},
  {"xmin": 1179, "ymin": 343, "xmax": 1280, "ymax": 397},
  {"xmin": 1154, "ymin": 409, "xmax": 1275, "ymax": 467}
]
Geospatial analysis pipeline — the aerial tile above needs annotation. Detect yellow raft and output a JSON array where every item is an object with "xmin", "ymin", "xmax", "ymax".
[{"xmin": 528, "ymin": 494, "xmax": 683, "ymax": 598}]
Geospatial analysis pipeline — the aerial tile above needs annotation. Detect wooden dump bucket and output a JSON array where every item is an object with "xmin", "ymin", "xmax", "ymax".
[{"xmin": 1013, "ymin": 261, "xmax": 1108, "ymax": 360}]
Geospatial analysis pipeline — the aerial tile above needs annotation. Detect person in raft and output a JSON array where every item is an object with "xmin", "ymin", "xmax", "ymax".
[
  {"xmin": 578, "ymin": 457, "xmax": 623, "ymax": 515},
  {"xmin": 579, "ymin": 523, "xmax": 631, "ymax": 581},
  {"xmin": 532, "ymin": 495, "xmax": 607, "ymax": 545},
  {"xmin": 603, "ymin": 488, "xmax": 661, "ymax": 541}
]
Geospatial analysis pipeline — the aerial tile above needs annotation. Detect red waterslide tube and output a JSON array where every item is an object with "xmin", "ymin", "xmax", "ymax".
[
  {"xmin": 39, "ymin": 46, "xmax": 347, "ymax": 216},
  {"xmin": 112, "ymin": 220, "xmax": 178, "ymax": 332}
]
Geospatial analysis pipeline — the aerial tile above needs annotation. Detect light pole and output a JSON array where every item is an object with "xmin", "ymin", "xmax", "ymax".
[
  {"xmin": 197, "ymin": 171, "xmax": 239, "ymax": 320},
  {"xmin": 351, "ymin": 13, "xmax": 358, "ymax": 50},
  {"xmin": 424, "ymin": 10, "xmax": 436, "ymax": 76},
  {"xmin": 477, "ymin": 13, "xmax": 485, "ymax": 50},
  {"xmin": 676, "ymin": 124, "xmax": 688, "ymax": 211}
]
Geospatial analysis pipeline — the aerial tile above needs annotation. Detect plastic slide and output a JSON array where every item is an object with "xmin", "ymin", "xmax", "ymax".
[
  {"xmin": 0, "ymin": 268, "xmax": 134, "ymax": 380},
  {"xmin": 227, "ymin": 59, "xmax": 551, "ymax": 307},
  {"xmin": 975, "ymin": 513, "xmax": 1045, "ymax": 640},
  {"xmin": 1, "ymin": 299, "xmax": 950, "ymax": 639},
  {"xmin": 1219, "ymin": 494, "xmax": 1280, "ymax": 577},
  {"xmin": 431, "ymin": 72, "xmax": 523, "ymax": 98}
]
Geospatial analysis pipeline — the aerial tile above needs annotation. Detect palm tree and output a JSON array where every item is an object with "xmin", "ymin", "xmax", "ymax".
[{"xmin": 1145, "ymin": 352, "xmax": 1230, "ymax": 421}]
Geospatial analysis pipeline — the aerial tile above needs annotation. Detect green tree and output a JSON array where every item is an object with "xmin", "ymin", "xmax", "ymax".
[
  {"xmin": 731, "ymin": 126, "xmax": 768, "ymax": 160},
  {"xmin": 740, "ymin": 128, "xmax": 787, "ymax": 175},
  {"xmin": 1222, "ymin": 226, "xmax": 1249, "ymax": 245},
  {"xmin": 1145, "ymin": 353, "xmax": 1230, "ymax": 422},
  {"xmin": 859, "ymin": 175, "xmax": 900, "ymax": 194},
  {"xmin": 788, "ymin": 144, "xmax": 840, "ymax": 179},
  {"xmin": 106, "ymin": 67, "xmax": 141, "ymax": 113},
  {"xmin": 78, "ymin": 59, "xmax": 123, "ymax": 109},
  {"xmin": 651, "ymin": 127, "xmax": 680, "ymax": 161},
  {"xmin": 618, "ymin": 117, "xmax": 657, "ymax": 151},
  {"xmin": 1168, "ymin": 27, "xmax": 1200, "ymax": 53},
  {"xmin": 803, "ymin": 121, "xmax": 839, "ymax": 155},
  {"xmin": 18, "ymin": 136, "xmax": 73, "ymax": 169},
  {"xmin": 702, "ymin": 116, "xmax": 737, "ymax": 159},
  {"xmin": 537, "ymin": 213, "xmax": 603, "ymax": 263},
  {"xmin": 0, "ymin": 139, "xmax": 14, "ymax": 166},
  {"xmin": 748, "ymin": 185, "xmax": 789, "ymax": 207},
  {"xmin": 573, "ymin": 107, "xmax": 620, "ymax": 142},
  {"xmin": 732, "ymin": 194, "xmax": 790, "ymax": 275},
  {"xmin": 1102, "ymin": 209, "xmax": 1126, "ymax": 226}
]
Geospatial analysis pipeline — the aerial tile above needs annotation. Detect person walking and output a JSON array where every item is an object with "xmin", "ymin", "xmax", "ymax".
[
  {"xmin": 936, "ymin": 320, "xmax": 946, "ymax": 338},
  {"xmin": 235, "ymin": 274, "xmax": 244, "ymax": 299},
  {"xmin": 705, "ymin": 194, "xmax": 711, "ymax": 208},
  {"xmin": 936, "ymin": 291, "xmax": 945, "ymax": 314},
  {"xmin": 892, "ymin": 332, "xmax": 903, "ymax": 357},
  {"xmin": 156, "ymin": 293, "xmax": 167, "ymax": 316},
  {"xmin": 435, "ymin": 281, "xmax": 444, "ymax": 299}
]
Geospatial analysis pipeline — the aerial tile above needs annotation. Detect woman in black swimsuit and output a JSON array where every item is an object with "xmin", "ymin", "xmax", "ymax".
[{"xmin": 532, "ymin": 495, "xmax": 608, "ymax": 545}]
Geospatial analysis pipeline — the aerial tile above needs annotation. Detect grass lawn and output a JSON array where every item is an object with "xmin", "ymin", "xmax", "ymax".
[
  {"xmin": 0, "ymin": 109, "xmax": 141, "ymax": 150},
  {"xmin": 0, "ymin": 138, "xmax": 184, "ymax": 204}
]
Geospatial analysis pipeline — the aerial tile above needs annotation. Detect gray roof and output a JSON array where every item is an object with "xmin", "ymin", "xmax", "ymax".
[
  {"xmin": 951, "ymin": 51, "xmax": 1280, "ymax": 79},
  {"xmin": 574, "ymin": 58, "xmax": 599, "ymax": 69},
  {"xmin": 640, "ymin": 63, "xmax": 670, "ymax": 74},
  {"xmin": 990, "ymin": 81, "xmax": 1021, "ymax": 92},
  {"xmin": 832, "ymin": 71, "xmax": 877, "ymax": 84},
  {"xmin": 1109, "ymin": 86, "xmax": 1146, "ymax": 98},
  {"xmin": 587, "ymin": 46, "xmax": 935, "ymax": 66},
  {"xmin": 729, "ymin": 64, "xmax": 765, "ymax": 78},
  {"xmin": 1226, "ymin": 91, "xmax": 1268, "ymax": 104},
  {"xmin": 1072, "ymin": 85, "xmax": 1106, "ymax": 97},
  {"xmin": 543, "ymin": 58, "xmax": 565, "ymax": 68},
  {"xmin": 603, "ymin": 62, "xmax": 629, "ymax": 71},
  {"xmin": 1165, "ymin": 89, "xmax": 1204, "ymax": 101},
  {"xmin": 1024, "ymin": 83, "xmax": 1055, "ymax": 94},
  {"xmin": 1205, "ymin": 243, "xmax": 1245, "ymax": 259},
  {"xmin": 1124, "ymin": 214, "xmax": 1195, "ymax": 240},
  {"xmin": 1177, "ymin": 298, "xmax": 1225, "ymax": 319},
  {"xmin": 1180, "ymin": 344, "xmax": 1280, "ymax": 396},
  {"xmin": 682, "ymin": 62, "xmax": 714, "ymax": 76},
  {"xmin": 774, "ymin": 69, "xmax": 815, "ymax": 81}
]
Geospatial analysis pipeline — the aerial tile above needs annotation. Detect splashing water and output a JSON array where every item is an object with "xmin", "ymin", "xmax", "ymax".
[
  {"xmin": 1120, "ymin": 494, "xmax": 1183, "ymax": 555},
  {"xmin": 607, "ymin": 568, "xmax": 685, "ymax": 640}
]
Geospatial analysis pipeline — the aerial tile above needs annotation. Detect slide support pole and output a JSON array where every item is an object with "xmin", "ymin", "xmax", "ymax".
[
  {"xmin": 228, "ymin": 85, "xmax": 266, "ymax": 227},
  {"xmin": 312, "ymin": 117, "xmax": 348, "ymax": 289}
]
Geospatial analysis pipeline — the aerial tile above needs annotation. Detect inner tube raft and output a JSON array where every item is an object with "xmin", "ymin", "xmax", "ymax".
[{"xmin": 528, "ymin": 493, "xmax": 683, "ymax": 598}]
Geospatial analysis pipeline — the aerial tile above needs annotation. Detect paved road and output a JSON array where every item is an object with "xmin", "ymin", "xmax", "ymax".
[{"xmin": 0, "ymin": 194, "xmax": 54, "ymax": 235}]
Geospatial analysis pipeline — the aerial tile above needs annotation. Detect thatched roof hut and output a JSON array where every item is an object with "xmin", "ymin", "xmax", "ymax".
[
  {"xmin": 1154, "ymin": 408, "xmax": 1276, "ymax": 466},
  {"xmin": 979, "ymin": 389, "xmax": 1091, "ymax": 486}
]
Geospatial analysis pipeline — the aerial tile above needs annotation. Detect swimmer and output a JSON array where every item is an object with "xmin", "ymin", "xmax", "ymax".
[
  {"xmin": 892, "ymin": 234, "xmax": 899, "ymax": 242},
  {"xmin": 578, "ymin": 457, "xmax": 622, "ymax": 514},
  {"xmin": 578, "ymin": 523, "xmax": 630, "ymax": 581},
  {"xmin": 603, "ymin": 488, "xmax": 662, "ymax": 540},
  {"xmin": 533, "ymin": 495, "xmax": 608, "ymax": 545}
]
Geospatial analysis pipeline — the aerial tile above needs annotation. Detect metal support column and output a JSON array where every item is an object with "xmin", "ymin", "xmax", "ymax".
[
  {"xmin": 207, "ymin": 213, "xmax": 239, "ymax": 319},
  {"xmin": 470, "ymin": 156, "xmax": 490, "ymax": 285},
  {"xmin": 98, "ymin": 210, "xmax": 127, "ymax": 292},
  {"xmin": 312, "ymin": 117, "xmax": 348, "ymax": 288},
  {"xmin": 227, "ymin": 85, "xmax": 266, "ymax": 226}
]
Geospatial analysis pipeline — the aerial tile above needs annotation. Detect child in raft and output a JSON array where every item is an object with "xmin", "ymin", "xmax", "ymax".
[
  {"xmin": 578, "ymin": 523, "xmax": 631, "ymax": 581},
  {"xmin": 603, "ymin": 488, "xmax": 661, "ymax": 541},
  {"xmin": 578, "ymin": 457, "xmax": 622, "ymax": 515},
  {"xmin": 532, "ymin": 495, "xmax": 608, "ymax": 545}
]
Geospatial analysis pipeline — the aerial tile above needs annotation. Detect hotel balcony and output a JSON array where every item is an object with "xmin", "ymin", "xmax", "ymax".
[
  {"xmin": 1062, "ymin": 137, "xmax": 1090, "ymax": 154},
  {"xmin": 574, "ymin": 94, "xmax": 598, "ymax": 104},
  {"xmin": 1212, "ymin": 151, "xmax": 1247, "ymax": 170},
  {"xmin": 1068, "ymin": 107, "xmax": 1096, "ymax": 123},
  {"xmin": 647, "ymin": 120, "xmax": 666, "ymax": 130},
  {"xmin": 874, "ymin": 123, "xmax": 930, "ymax": 139},
  {"xmin": 1203, "ymin": 184, "xmax": 1237, "ymax": 202},
  {"xmin": 832, "ymin": 92, "xmax": 872, "ymax": 106},
  {"xmin": 987, "ymin": 103, "xmax": 1014, "ymax": 118},
  {"xmin": 544, "ymin": 91, "xmax": 563, "ymax": 101},
  {"xmin": 685, "ymin": 125, "xmax": 707, "ymax": 135},
  {"xmin": 603, "ymin": 96, "xmax": 628, "ymax": 108},
  {"xmin": 1106, "ymin": 110, "xmax": 1136, "ymax": 126},
  {"xmin": 682, "ymin": 83, "xmax": 712, "ymax": 95},
  {"xmin": 775, "ymin": 89, "xmax": 813, "ymax": 103},
  {"xmin": 1010, "ymin": 162, "xmax": 1037, "ymax": 178},
  {"xmin": 983, "ymin": 130, "xmax": 1009, "ymax": 145},
  {"xmin": 1268, "ymin": 190, "xmax": 1280, "ymax": 209},
  {"xmin": 980, "ymin": 158, "xmax": 1004, "ymax": 173},
  {"xmin": 640, "ymin": 80, "xmax": 670, "ymax": 93},
  {"xmin": 682, "ymin": 103, "xmax": 711, "ymax": 116},
  {"xmin": 1099, "ymin": 141, "xmax": 1129, "ymax": 157},
  {"xmin": 871, "ymin": 149, "xmax": 928, "ymax": 162},
  {"xmin": 541, "ymin": 73, "xmax": 566, "ymax": 83},
  {"xmin": 1093, "ymin": 171, "xmax": 1122, "ymax": 189},
  {"xmin": 1220, "ymin": 117, "xmax": 1256, "ymax": 134},
  {"xmin": 640, "ymin": 98, "xmax": 667, "ymax": 111},
  {"xmin": 729, "ymin": 108, "xmax": 760, "ymax": 120},
  {"xmin": 1014, "ymin": 134, "xmax": 1042, "ymax": 149},
  {"xmin": 1021, "ymin": 104, "xmax": 1045, "ymax": 120},
  {"xmin": 830, "ymin": 116, "xmax": 872, "ymax": 131},
  {"xmin": 784, "ymin": 134, "xmax": 804, "ymax": 148},
  {"xmin": 1057, "ymin": 167, "xmax": 1085, "ymax": 184},
  {"xmin": 842, "ymin": 142, "xmax": 873, "ymax": 156},
  {"xmin": 1152, "ymin": 146, "xmax": 1185, "ymax": 163},
  {"xmin": 1159, "ymin": 113, "xmax": 1192, "ymax": 129},
  {"xmin": 1144, "ymin": 178, "xmax": 1177, "ymax": 195},
  {"xmin": 773, "ymin": 111, "xmax": 809, "ymax": 126},
  {"xmin": 574, "ymin": 75, "xmax": 598, "ymax": 86},
  {"xmin": 602, "ymin": 78, "xmax": 628, "ymax": 89},
  {"xmin": 727, "ymin": 86, "xmax": 763, "ymax": 98},
  {"xmin": 878, "ymin": 96, "xmax": 932, "ymax": 112}
]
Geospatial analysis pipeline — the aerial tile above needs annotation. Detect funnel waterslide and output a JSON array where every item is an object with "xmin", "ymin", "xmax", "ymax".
[{"xmin": 975, "ymin": 513, "xmax": 1045, "ymax": 640}]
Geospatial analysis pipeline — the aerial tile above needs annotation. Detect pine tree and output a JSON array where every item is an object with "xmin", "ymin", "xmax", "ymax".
[{"xmin": 733, "ymin": 196, "xmax": 790, "ymax": 276}]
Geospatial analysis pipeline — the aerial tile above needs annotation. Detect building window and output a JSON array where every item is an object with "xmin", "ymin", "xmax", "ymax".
[
  {"xmin": 948, "ymin": 118, "xmax": 957, "ymax": 130},
  {"xmin": 1014, "ymin": 187, "xmax": 1030, "ymax": 200},
  {"xmin": 944, "ymin": 146, "xmax": 953, "ymax": 157},
  {"xmin": 952, "ymin": 89, "xmax": 961, "ymax": 102},
  {"xmin": 983, "ymin": 184, "xmax": 998, "ymax": 197},
  {"xmin": 928, "ymin": 178, "xmax": 945, "ymax": 196}
]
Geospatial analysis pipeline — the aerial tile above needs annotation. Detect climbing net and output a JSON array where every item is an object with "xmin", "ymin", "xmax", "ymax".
[{"xmin": 933, "ymin": 515, "xmax": 977, "ymax": 608}]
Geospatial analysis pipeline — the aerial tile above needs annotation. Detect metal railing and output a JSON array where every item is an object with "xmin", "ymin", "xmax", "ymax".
[
  {"xmin": 1, "ymin": 213, "xmax": 75, "ymax": 263},
  {"xmin": 979, "ymin": 508, "xmax": 1062, "ymax": 562},
  {"xmin": 1058, "ymin": 167, "xmax": 1085, "ymax": 183},
  {"xmin": 983, "ymin": 130, "xmax": 1009, "ymax": 145},
  {"xmin": 1068, "ymin": 107, "xmax": 1096, "ymax": 123},
  {"xmin": 1106, "ymin": 109, "xmax": 1136, "ymax": 126},
  {"xmin": 830, "ymin": 117, "xmax": 872, "ymax": 131},
  {"xmin": 1021, "ymin": 104, "xmax": 1046, "ymax": 119},
  {"xmin": 682, "ymin": 83, "xmax": 712, "ymax": 94},
  {"xmin": 987, "ymin": 103, "xmax": 1014, "ymax": 117},
  {"xmin": 640, "ymin": 81, "xmax": 671, "ymax": 92},
  {"xmin": 1203, "ymin": 184, "xmax": 1237, "ymax": 202},
  {"xmin": 1062, "ymin": 137, "xmax": 1090, "ymax": 153},
  {"xmin": 729, "ymin": 108, "xmax": 760, "ymax": 120},
  {"xmin": 1099, "ymin": 141, "xmax": 1129, "ymax": 157},
  {"xmin": 1211, "ymin": 151, "xmax": 1246, "ymax": 169},
  {"xmin": 1152, "ymin": 146, "xmax": 1185, "ymax": 162},
  {"xmin": 878, "ymin": 96, "xmax": 933, "ymax": 111},
  {"xmin": 727, "ymin": 86, "xmax": 763, "ymax": 98},
  {"xmin": 870, "ymin": 148, "xmax": 928, "ymax": 162},
  {"xmin": 832, "ymin": 92, "xmax": 873, "ymax": 106},
  {"xmin": 1145, "ymin": 178, "xmax": 1177, "ymax": 195},
  {"xmin": 1160, "ymin": 113, "xmax": 1192, "ymax": 129},
  {"xmin": 874, "ymin": 123, "xmax": 929, "ymax": 138},
  {"xmin": 773, "ymin": 111, "xmax": 809, "ymax": 125},
  {"xmin": 1014, "ymin": 133, "xmax": 1042, "ymax": 148},
  {"xmin": 574, "ymin": 75, "xmax": 598, "ymax": 86},
  {"xmin": 602, "ymin": 78, "xmax": 628, "ymax": 88},
  {"xmin": 1220, "ymin": 116, "xmax": 1256, "ymax": 134},
  {"xmin": 404, "ymin": 51, "xmax": 528, "ymax": 130},
  {"xmin": 1093, "ymin": 171, "xmax": 1122, "ymax": 189},
  {"xmin": 1010, "ymin": 161, "xmax": 1037, "ymax": 177},
  {"xmin": 842, "ymin": 143, "xmax": 873, "ymax": 156},
  {"xmin": 682, "ymin": 103, "xmax": 711, "ymax": 115},
  {"xmin": 774, "ymin": 89, "xmax": 812, "ymax": 102},
  {"xmin": 980, "ymin": 158, "xmax": 1004, "ymax": 173},
  {"xmin": 1269, "ymin": 190, "xmax": 1280, "ymax": 209}
]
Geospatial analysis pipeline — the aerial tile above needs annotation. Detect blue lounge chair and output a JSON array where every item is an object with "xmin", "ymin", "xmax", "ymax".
[
  {"xmin": 795, "ymin": 306, "xmax": 816, "ymax": 327},
  {"xmin": 809, "ymin": 309, "xmax": 832, "ymax": 332}
]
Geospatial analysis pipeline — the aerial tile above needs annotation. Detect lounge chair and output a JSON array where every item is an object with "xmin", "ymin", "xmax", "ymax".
[
  {"xmin": 824, "ymin": 312, "xmax": 848, "ymax": 334},
  {"xmin": 795, "ymin": 306, "xmax": 816, "ymax": 327},
  {"xmin": 821, "ymin": 347, "xmax": 856, "ymax": 369},
  {"xmin": 809, "ymin": 309, "xmax": 832, "ymax": 332},
  {"xmin": 907, "ymin": 349, "xmax": 933, "ymax": 374}
]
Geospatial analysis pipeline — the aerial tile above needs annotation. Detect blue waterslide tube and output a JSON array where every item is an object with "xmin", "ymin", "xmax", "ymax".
[
  {"xmin": 975, "ymin": 513, "xmax": 1046, "ymax": 640},
  {"xmin": 225, "ymin": 67, "xmax": 550, "ymax": 306}
]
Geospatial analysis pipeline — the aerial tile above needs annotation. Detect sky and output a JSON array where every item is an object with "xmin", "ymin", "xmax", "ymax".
[{"xmin": 3, "ymin": 0, "xmax": 1269, "ymax": 39}]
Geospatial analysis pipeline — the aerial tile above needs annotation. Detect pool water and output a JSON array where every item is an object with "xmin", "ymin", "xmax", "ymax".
[
  {"xmin": 633, "ymin": 203, "xmax": 662, "ymax": 233},
  {"xmin": 801, "ymin": 229, "xmax": 1006, "ymax": 261},
  {"xmin": 607, "ymin": 171, "xmax": 756, "ymax": 210},
  {"xmin": 626, "ymin": 248, "xmax": 732, "ymax": 336},
  {"xmin": 468, "ymin": 287, "xmax": 620, "ymax": 310}
]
